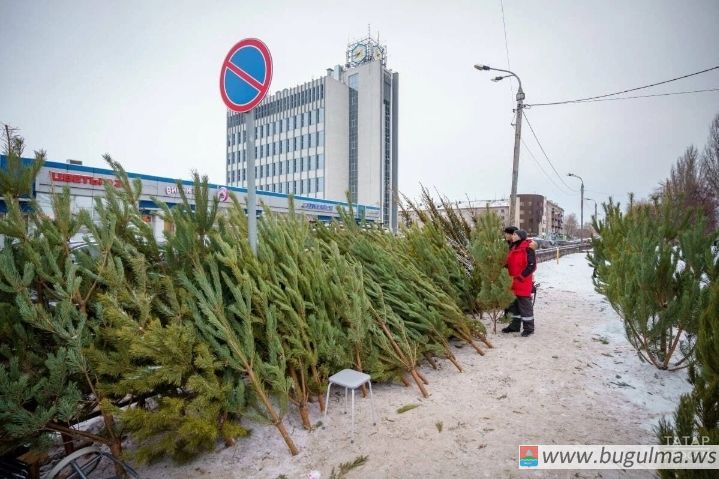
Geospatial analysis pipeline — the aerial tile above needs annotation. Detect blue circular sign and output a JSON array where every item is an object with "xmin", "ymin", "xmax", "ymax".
[{"xmin": 220, "ymin": 38, "xmax": 273, "ymax": 113}]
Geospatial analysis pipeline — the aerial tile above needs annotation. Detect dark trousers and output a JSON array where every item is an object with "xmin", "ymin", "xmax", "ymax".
[{"xmin": 506, "ymin": 296, "xmax": 535, "ymax": 332}]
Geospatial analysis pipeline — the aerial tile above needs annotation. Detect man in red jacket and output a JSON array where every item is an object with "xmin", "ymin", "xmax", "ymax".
[{"xmin": 502, "ymin": 229, "xmax": 537, "ymax": 336}]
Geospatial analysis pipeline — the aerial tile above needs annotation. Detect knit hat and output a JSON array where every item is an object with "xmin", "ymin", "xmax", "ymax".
[
  {"xmin": 503, "ymin": 226, "xmax": 518, "ymax": 234},
  {"xmin": 515, "ymin": 229, "xmax": 528, "ymax": 240}
]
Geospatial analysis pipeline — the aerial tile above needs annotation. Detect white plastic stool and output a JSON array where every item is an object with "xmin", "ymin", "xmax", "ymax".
[{"xmin": 324, "ymin": 369, "xmax": 377, "ymax": 442}]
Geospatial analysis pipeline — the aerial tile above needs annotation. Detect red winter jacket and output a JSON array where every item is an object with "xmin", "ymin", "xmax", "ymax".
[{"xmin": 506, "ymin": 240, "xmax": 535, "ymax": 297}]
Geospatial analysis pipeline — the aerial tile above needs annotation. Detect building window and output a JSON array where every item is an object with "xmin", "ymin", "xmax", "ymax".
[
  {"xmin": 383, "ymin": 100, "xmax": 391, "ymax": 226},
  {"xmin": 348, "ymin": 81, "xmax": 359, "ymax": 203},
  {"xmin": 272, "ymin": 162, "xmax": 276, "ymax": 177},
  {"xmin": 318, "ymin": 153, "xmax": 324, "ymax": 169},
  {"xmin": 308, "ymin": 111, "xmax": 312, "ymax": 126}
]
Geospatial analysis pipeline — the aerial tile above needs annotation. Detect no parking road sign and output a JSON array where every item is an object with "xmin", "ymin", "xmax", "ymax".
[{"xmin": 219, "ymin": 38, "xmax": 273, "ymax": 113}]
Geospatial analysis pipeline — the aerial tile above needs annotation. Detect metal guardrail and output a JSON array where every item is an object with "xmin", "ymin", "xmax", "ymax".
[{"xmin": 536, "ymin": 242, "xmax": 592, "ymax": 263}]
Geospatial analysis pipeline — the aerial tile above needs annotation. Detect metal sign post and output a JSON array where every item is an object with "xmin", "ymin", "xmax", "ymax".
[
  {"xmin": 219, "ymin": 38, "xmax": 273, "ymax": 254},
  {"xmin": 245, "ymin": 109, "xmax": 257, "ymax": 253}
]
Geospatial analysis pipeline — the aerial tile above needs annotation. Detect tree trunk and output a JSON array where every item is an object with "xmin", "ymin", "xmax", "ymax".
[
  {"xmin": 248, "ymin": 370, "xmax": 299, "ymax": 455},
  {"xmin": 424, "ymin": 353, "xmax": 439, "ymax": 370},
  {"xmin": 298, "ymin": 404, "xmax": 312, "ymax": 430},
  {"xmin": 409, "ymin": 369, "xmax": 429, "ymax": 398},
  {"xmin": 446, "ymin": 352, "xmax": 463, "ymax": 372},
  {"xmin": 100, "ymin": 407, "xmax": 127, "ymax": 479}
]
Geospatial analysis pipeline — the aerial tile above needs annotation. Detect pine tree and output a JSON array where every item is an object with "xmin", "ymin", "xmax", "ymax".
[
  {"xmin": 470, "ymin": 212, "xmax": 515, "ymax": 334},
  {"xmin": 0, "ymin": 186, "xmax": 127, "ymax": 465},
  {"xmin": 591, "ymin": 197, "xmax": 712, "ymax": 370},
  {"xmin": 656, "ymin": 255, "xmax": 719, "ymax": 478},
  {"xmin": 0, "ymin": 125, "xmax": 45, "ymax": 199}
]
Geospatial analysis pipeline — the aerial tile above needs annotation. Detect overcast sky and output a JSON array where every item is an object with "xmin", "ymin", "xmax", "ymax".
[{"xmin": 2, "ymin": 0, "xmax": 718, "ymax": 219}]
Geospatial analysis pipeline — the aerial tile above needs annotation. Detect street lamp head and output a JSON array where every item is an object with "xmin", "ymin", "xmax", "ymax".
[
  {"xmin": 567, "ymin": 172, "xmax": 575, "ymax": 177},
  {"xmin": 491, "ymin": 76, "xmax": 505, "ymax": 82},
  {"xmin": 474, "ymin": 64, "xmax": 491, "ymax": 71}
]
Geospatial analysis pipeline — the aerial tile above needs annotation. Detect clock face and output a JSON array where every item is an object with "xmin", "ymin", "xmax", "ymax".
[
  {"xmin": 351, "ymin": 45, "xmax": 367, "ymax": 63},
  {"xmin": 372, "ymin": 46, "xmax": 382, "ymax": 62}
]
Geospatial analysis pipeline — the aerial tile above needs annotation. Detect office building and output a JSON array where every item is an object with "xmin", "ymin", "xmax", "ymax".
[{"xmin": 225, "ymin": 36, "xmax": 399, "ymax": 230}]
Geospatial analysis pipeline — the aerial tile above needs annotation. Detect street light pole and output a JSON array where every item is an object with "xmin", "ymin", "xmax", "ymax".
[
  {"xmin": 568, "ymin": 173, "xmax": 584, "ymax": 241},
  {"xmin": 474, "ymin": 64, "xmax": 525, "ymax": 227},
  {"xmin": 585, "ymin": 197, "xmax": 598, "ymax": 222}
]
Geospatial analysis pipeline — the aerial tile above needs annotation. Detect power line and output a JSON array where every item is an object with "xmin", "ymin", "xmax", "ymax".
[
  {"xmin": 521, "ymin": 138, "xmax": 573, "ymax": 196},
  {"xmin": 527, "ymin": 88, "xmax": 719, "ymax": 106},
  {"xmin": 522, "ymin": 111, "xmax": 577, "ymax": 191},
  {"xmin": 499, "ymin": 0, "xmax": 514, "ymax": 102},
  {"xmin": 526, "ymin": 65, "xmax": 719, "ymax": 107}
]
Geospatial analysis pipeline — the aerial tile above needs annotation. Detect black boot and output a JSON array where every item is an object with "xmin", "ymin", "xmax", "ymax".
[
  {"xmin": 501, "ymin": 317, "xmax": 522, "ymax": 333},
  {"xmin": 521, "ymin": 319, "xmax": 535, "ymax": 337}
]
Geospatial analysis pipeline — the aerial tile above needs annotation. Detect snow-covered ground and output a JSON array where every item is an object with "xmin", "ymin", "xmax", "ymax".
[{"xmin": 135, "ymin": 253, "xmax": 691, "ymax": 479}]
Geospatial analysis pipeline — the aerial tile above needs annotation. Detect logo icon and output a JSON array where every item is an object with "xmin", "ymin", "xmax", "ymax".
[
  {"xmin": 217, "ymin": 187, "xmax": 229, "ymax": 202},
  {"xmin": 519, "ymin": 445, "xmax": 539, "ymax": 467}
]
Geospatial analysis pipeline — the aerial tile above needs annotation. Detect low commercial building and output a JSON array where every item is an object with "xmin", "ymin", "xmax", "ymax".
[{"xmin": 1, "ymin": 157, "xmax": 380, "ymax": 241}]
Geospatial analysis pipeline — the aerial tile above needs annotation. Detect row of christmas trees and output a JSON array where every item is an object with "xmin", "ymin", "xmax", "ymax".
[{"xmin": 0, "ymin": 155, "xmax": 513, "ymax": 463}]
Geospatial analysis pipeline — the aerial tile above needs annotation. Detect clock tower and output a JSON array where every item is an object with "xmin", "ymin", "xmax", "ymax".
[{"xmin": 346, "ymin": 36, "xmax": 386, "ymax": 67}]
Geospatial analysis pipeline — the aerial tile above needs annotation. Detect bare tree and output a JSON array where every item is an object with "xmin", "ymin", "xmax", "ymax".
[
  {"xmin": 564, "ymin": 213, "xmax": 578, "ymax": 238},
  {"xmin": 700, "ymin": 113, "xmax": 719, "ymax": 224},
  {"xmin": 661, "ymin": 144, "xmax": 717, "ymax": 231}
]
